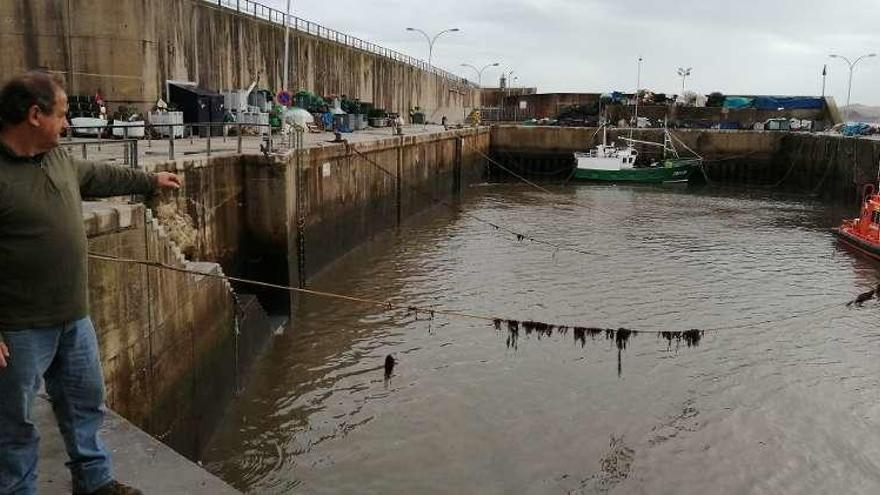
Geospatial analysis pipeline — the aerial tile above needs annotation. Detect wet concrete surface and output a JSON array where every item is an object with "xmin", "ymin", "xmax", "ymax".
[{"xmin": 36, "ymin": 396, "xmax": 239, "ymax": 494}]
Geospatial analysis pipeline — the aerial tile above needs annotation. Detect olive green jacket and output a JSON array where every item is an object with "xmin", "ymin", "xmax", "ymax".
[{"xmin": 0, "ymin": 141, "xmax": 157, "ymax": 329}]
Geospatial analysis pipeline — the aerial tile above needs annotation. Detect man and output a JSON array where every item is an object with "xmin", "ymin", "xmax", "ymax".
[{"xmin": 0, "ymin": 72, "xmax": 181, "ymax": 495}]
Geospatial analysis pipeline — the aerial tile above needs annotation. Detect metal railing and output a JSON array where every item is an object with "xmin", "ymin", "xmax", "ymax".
[
  {"xmin": 60, "ymin": 138, "xmax": 141, "ymax": 168},
  {"xmin": 205, "ymin": 0, "xmax": 476, "ymax": 87},
  {"xmin": 478, "ymin": 106, "xmax": 536, "ymax": 123},
  {"xmin": 65, "ymin": 122, "xmax": 278, "ymax": 163}
]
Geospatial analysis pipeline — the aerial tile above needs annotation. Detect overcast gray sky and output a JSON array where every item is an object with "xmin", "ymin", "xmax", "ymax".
[{"xmin": 263, "ymin": 0, "xmax": 880, "ymax": 106}]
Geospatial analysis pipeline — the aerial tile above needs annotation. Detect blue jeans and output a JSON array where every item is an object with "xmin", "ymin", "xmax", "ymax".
[{"xmin": 0, "ymin": 317, "xmax": 112, "ymax": 495}]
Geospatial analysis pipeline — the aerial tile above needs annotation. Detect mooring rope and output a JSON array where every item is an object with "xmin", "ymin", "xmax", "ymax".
[
  {"xmin": 466, "ymin": 144, "xmax": 623, "ymax": 219},
  {"xmin": 348, "ymin": 146, "xmax": 598, "ymax": 257},
  {"xmin": 87, "ymin": 251, "xmax": 861, "ymax": 351}
]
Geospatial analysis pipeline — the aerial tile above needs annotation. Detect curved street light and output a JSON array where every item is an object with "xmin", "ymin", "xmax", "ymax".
[
  {"xmin": 406, "ymin": 27, "xmax": 460, "ymax": 67},
  {"xmin": 829, "ymin": 53, "xmax": 877, "ymax": 121},
  {"xmin": 502, "ymin": 69, "xmax": 515, "ymax": 88},
  {"xmin": 677, "ymin": 67, "xmax": 692, "ymax": 94},
  {"xmin": 461, "ymin": 62, "xmax": 500, "ymax": 87}
]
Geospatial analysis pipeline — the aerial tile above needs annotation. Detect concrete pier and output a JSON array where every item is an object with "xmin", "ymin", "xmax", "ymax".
[{"xmin": 36, "ymin": 396, "xmax": 239, "ymax": 494}]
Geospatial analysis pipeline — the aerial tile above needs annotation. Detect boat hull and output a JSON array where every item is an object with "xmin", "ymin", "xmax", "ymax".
[
  {"xmin": 573, "ymin": 161, "xmax": 697, "ymax": 183},
  {"xmin": 833, "ymin": 227, "xmax": 880, "ymax": 261}
]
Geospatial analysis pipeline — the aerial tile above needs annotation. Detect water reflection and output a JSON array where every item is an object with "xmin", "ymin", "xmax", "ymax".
[{"xmin": 203, "ymin": 183, "xmax": 880, "ymax": 494}]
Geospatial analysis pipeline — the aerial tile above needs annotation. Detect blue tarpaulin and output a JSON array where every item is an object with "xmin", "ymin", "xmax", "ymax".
[
  {"xmin": 842, "ymin": 122, "xmax": 873, "ymax": 137},
  {"xmin": 753, "ymin": 96, "xmax": 824, "ymax": 110},
  {"xmin": 722, "ymin": 96, "xmax": 754, "ymax": 109}
]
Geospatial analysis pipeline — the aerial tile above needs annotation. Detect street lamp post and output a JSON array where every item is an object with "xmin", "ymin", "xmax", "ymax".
[
  {"xmin": 829, "ymin": 53, "xmax": 877, "ymax": 121},
  {"xmin": 406, "ymin": 27, "xmax": 460, "ymax": 67},
  {"xmin": 461, "ymin": 62, "xmax": 499, "ymax": 87},
  {"xmin": 503, "ymin": 70, "xmax": 515, "ymax": 90},
  {"xmin": 282, "ymin": 0, "xmax": 292, "ymax": 92},
  {"xmin": 676, "ymin": 67, "xmax": 692, "ymax": 95}
]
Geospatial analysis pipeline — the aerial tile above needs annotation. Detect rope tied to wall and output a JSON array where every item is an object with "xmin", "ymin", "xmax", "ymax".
[{"xmin": 87, "ymin": 252, "xmax": 864, "ymax": 369}]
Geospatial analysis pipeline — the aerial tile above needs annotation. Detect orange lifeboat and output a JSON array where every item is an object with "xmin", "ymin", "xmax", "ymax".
[{"xmin": 834, "ymin": 184, "xmax": 880, "ymax": 260}]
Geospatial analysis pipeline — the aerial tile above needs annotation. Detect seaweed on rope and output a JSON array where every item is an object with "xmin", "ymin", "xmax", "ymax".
[{"xmin": 89, "ymin": 252, "xmax": 856, "ymax": 375}]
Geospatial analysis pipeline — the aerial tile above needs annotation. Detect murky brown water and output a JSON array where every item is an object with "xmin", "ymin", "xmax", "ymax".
[{"xmin": 203, "ymin": 183, "xmax": 880, "ymax": 494}]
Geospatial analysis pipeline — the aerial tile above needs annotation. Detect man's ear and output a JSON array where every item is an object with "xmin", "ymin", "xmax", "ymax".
[{"xmin": 26, "ymin": 105, "xmax": 42, "ymax": 127}]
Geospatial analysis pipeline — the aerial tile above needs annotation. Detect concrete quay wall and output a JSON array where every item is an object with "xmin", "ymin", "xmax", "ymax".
[
  {"xmin": 1, "ymin": 0, "xmax": 478, "ymax": 120},
  {"xmin": 83, "ymin": 127, "xmax": 489, "ymax": 464},
  {"xmin": 84, "ymin": 202, "xmax": 275, "ymax": 460},
  {"xmin": 490, "ymin": 125, "xmax": 880, "ymax": 200},
  {"xmin": 287, "ymin": 129, "xmax": 491, "ymax": 282}
]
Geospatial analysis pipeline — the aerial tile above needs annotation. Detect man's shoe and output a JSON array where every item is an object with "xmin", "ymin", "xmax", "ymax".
[{"xmin": 77, "ymin": 480, "xmax": 144, "ymax": 495}]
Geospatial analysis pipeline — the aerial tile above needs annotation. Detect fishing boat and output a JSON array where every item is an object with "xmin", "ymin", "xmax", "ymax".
[
  {"xmin": 834, "ymin": 183, "xmax": 880, "ymax": 260},
  {"xmin": 572, "ymin": 126, "xmax": 702, "ymax": 183}
]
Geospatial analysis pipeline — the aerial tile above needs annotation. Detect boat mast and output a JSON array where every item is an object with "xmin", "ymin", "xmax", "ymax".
[{"xmin": 631, "ymin": 56, "xmax": 642, "ymax": 141}]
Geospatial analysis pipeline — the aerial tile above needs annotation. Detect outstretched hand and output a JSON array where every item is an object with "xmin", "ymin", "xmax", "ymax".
[
  {"xmin": 156, "ymin": 172, "xmax": 182, "ymax": 190},
  {"xmin": 0, "ymin": 341, "xmax": 9, "ymax": 369}
]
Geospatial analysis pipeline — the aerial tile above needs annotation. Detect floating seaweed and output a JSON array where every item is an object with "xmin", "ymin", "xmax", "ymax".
[
  {"xmin": 846, "ymin": 283, "xmax": 880, "ymax": 306},
  {"xmin": 384, "ymin": 354, "xmax": 396, "ymax": 380}
]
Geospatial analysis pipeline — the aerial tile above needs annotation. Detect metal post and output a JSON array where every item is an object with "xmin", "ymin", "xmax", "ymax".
[
  {"xmin": 81, "ymin": 143, "xmax": 87, "ymax": 159},
  {"xmin": 207, "ymin": 131, "xmax": 212, "ymax": 156},
  {"xmin": 844, "ymin": 66, "xmax": 854, "ymax": 121},
  {"xmin": 830, "ymin": 53, "xmax": 877, "ymax": 122},
  {"xmin": 237, "ymin": 124, "xmax": 243, "ymax": 154},
  {"xmin": 131, "ymin": 140, "xmax": 139, "ymax": 169},
  {"xmin": 635, "ymin": 57, "xmax": 642, "ymax": 129},
  {"xmin": 169, "ymin": 131, "xmax": 176, "ymax": 161},
  {"xmin": 267, "ymin": 127, "xmax": 273, "ymax": 154},
  {"xmin": 283, "ymin": 0, "xmax": 291, "ymax": 92}
]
